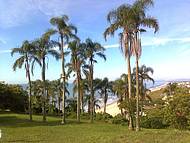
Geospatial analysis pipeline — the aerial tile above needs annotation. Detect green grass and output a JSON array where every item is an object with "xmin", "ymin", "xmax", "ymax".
[
  {"xmin": 149, "ymin": 88, "xmax": 165, "ymax": 101},
  {"xmin": 0, "ymin": 113, "xmax": 190, "ymax": 143}
]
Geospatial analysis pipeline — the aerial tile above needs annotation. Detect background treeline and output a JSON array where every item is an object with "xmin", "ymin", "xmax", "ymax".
[{"xmin": 0, "ymin": 82, "xmax": 27, "ymax": 112}]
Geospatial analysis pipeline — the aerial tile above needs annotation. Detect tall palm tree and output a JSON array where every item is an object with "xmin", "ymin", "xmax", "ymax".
[
  {"xmin": 104, "ymin": 4, "xmax": 135, "ymax": 130},
  {"xmin": 130, "ymin": 0, "xmax": 159, "ymax": 131},
  {"xmin": 67, "ymin": 40, "xmax": 85, "ymax": 122},
  {"xmin": 11, "ymin": 40, "xmax": 35, "ymax": 121},
  {"xmin": 104, "ymin": 0, "xmax": 159, "ymax": 131},
  {"xmin": 32, "ymin": 29, "xmax": 60, "ymax": 122},
  {"xmin": 50, "ymin": 15, "xmax": 78, "ymax": 124},
  {"xmin": 83, "ymin": 38, "xmax": 106, "ymax": 123}
]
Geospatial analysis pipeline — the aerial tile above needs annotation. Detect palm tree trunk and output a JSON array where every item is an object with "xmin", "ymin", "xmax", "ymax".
[
  {"xmin": 90, "ymin": 60, "xmax": 94, "ymax": 123},
  {"xmin": 26, "ymin": 56, "xmax": 32, "ymax": 121},
  {"xmin": 58, "ymin": 95, "xmax": 61, "ymax": 116},
  {"xmin": 77, "ymin": 70, "xmax": 81, "ymax": 123},
  {"xmin": 135, "ymin": 55, "xmax": 140, "ymax": 131},
  {"xmin": 103, "ymin": 88, "xmax": 107, "ymax": 113},
  {"xmin": 127, "ymin": 54, "xmax": 134, "ymax": 130},
  {"xmin": 80, "ymin": 76, "xmax": 84, "ymax": 114},
  {"xmin": 88, "ymin": 98, "xmax": 90, "ymax": 114},
  {"xmin": 140, "ymin": 80, "xmax": 143, "ymax": 117},
  {"xmin": 42, "ymin": 57, "xmax": 46, "ymax": 122},
  {"xmin": 80, "ymin": 88, "xmax": 84, "ymax": 114},
  {"xmin": 61, "ymin": 36, "xmax": 66, "ymax": 124}
]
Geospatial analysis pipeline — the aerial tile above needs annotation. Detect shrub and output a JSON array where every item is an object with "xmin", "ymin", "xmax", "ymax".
[
  {"xmin": 81, "ymin": 112, "xmax": 90, "ymax": 120},
  {"xmin": 141, "ymin": 116, "xmax": 166, "ymax": 129},
  {"xmin": 111, "ymin": 114, "xmax": 128, "ymax": 125},
  {"xmin": 141, "ymin": 108, "xmax": 167, "ymax": 129},
  {"xmin": 95, "ymin": 112, "xmax": 113, "ymax": 122},
  {"xmin": 163, "ymin": 94, "xmax": 190, "ymax": 129},
  {"xmin": 66, "ymin": 112, "xmax": 76, "ymax": 119}
]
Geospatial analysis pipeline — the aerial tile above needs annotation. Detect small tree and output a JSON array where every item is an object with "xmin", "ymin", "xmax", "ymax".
[{"xmin": 164, "ymin": 94, "xmax": 190, "ymax": 129}]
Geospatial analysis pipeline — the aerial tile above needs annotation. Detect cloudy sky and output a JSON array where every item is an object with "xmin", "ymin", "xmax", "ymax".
[{"xmin": 0, "ymin": 0, "xmax": 190, "ymax": 84}]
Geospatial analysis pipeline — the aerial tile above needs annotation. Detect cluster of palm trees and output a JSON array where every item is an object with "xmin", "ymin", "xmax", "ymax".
[
  {"xmin": 11, "ymin": 0, "xmax": 158, "ymax": 131},
  {"xmin": 104, "ymin": 0, "xmax": 159, "ymax": 131},
  {"xmin": 11, "ymin": 15, "xmax": 106, "ymax": 124},
  {"xmin": 112, "ymin": 65, "xmax": 154, "ymax": 128}
]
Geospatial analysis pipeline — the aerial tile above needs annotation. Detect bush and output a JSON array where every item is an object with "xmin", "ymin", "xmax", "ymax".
[
  {"xmin": 141, "ymin": 116, "xmax": 166, "ymax": 129},
  {"xmin": 66, "ymin": 112, "xmax": 77, "ymax": 119},
  {"xmin": 95, "ymin": 112, "xmax": 113, "ymax": 122},
  {"xmin": 141, "ymin": 108, "xmax": 167, "ymax": 129},
  {"xmin": 111, "ymin": 114, "xmax": 128, "ymax": 125},
  {"xmin": 81, "ymin": 112, "xmax": 90, "ymax": 120},
  {"xmin": 163, "ymin": 94, "xmax": 190, "ymax": 129}
]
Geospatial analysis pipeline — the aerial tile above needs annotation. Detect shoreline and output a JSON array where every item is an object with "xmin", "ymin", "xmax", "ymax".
[
  {"xmin": 149, "ymin": 82, "xmax": 169, "ymax": 92},
  {"xmin": 96, "ymin": 82, "xmax": 169, "ymax": 116}
]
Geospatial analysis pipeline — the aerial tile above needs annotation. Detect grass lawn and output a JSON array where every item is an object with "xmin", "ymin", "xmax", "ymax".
[{"xmin": 0, "ymin": 113, "xmax": 190, "ymax": 143}]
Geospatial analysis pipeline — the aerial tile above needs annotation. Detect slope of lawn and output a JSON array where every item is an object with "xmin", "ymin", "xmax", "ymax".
[{"xmin": 0, "ymin": 113, "xmax": 190, "ymax": 143}]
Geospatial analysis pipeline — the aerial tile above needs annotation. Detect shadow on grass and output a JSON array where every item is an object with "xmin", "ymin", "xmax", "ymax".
[
  {"xmin": 0, "ymin": 115, "xmax": 87, "ymax": 128},
  {"xmin": 6, "ymin": 139, "xmax": 46, "ymax": 142}
]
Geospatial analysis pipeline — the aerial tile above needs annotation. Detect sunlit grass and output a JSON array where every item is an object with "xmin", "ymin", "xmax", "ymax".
[{"xmin": 0, "ymin": 113, "xmax": 190, "ymax": 143}]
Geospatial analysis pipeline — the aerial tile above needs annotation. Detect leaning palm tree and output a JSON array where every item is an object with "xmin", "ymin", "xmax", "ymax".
[
  {"xmin": 32, "ymin": 29, "xmax": 60, "ymax": 122},
  {"xmin": 83, "ymin": 38, "xmax": 106, "ymax": 123},
  {"xmin": 104, "ymin": 4, "xmax": 135, "ymax": 130},
  {"xmin": 50, "ymin": 15, "xmax": 78, "ymax": 124},
  {"xmin": 130, "ymin": 0, "xmax": 159, "ymax": 131},
  {"xmin": 11, "ymin": 40, "xmax": 35, "ymax": 121}
]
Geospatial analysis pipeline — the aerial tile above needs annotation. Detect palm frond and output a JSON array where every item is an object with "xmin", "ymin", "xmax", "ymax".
[
  {"xmin": 48, "ymin": 49, "xmax": 60, "ymax": 60},
  {"xmin": 141, "ymin": 16, "xmax": 159, "ymax": 33},
  {"xmin": 12, "ymin": 56, "xmax": 25, "ymax": 71}
]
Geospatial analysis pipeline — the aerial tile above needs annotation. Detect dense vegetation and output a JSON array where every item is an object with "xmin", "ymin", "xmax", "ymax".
[{"xmin": 0, "ymin": 83, "xmax": 27, "ymax": 112}]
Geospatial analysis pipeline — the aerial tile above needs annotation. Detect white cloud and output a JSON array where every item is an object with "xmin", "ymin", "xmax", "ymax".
[
  {"xmin": 0, "ymin": 50, "xmax": 11, "ymax": 54},
  {"xmin": 0, "ymin": 38, "xmax": 7, "ymax": 44},
  {"xmin": 103, "ymin": 37, "xmax": 190, "ymax": 49},
  {"xmin": 33, "ymin": 0, "xmax": 69, "ymax": 17},
  {"xmin": 0, "ymin": 0, "xmax": 37, "ymax": 28},
  {"xmin": 103, "ymin": 44, "xmax": 119, "ymax": 49},
  {"xmin": 53, "ymin": 44, "xmax": 68, "ymax": 51},
  {"xmin": 142, "ymin": 37, "xmax": 190, "ymax": 47}
]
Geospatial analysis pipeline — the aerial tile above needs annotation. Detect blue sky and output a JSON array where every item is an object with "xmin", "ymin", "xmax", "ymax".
[{"xmin": 0, "ymin": 0, "xmax": 190, "ymax": 84}]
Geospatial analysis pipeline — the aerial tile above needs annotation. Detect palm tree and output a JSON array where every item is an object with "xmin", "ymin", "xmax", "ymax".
[
  {"xmin": 104, "ymin": 0, "xmax": 159, "ymax": 131},
  {"xmin": 32, "ymin": 29, "xmax": 60, "ymax": 122},
  {"xmin": 67, "ymin": 40, "xmax": 85, "ymax": 122},
  {"xmin": 50, "ymin": 15, "xmax": 78, "ymax": 124},
  {"xmin": 133, "ymin": 65, "xmax": 154, "ymax": 116},
  {"xmin": 31, "ymin": 80, "xmax": 43, "ymax": 114},
  {"xmin": 130, "ymin": 0, "xmax": 159, "ymax": 131},
  {"xmin": 11, "ymin": 40, "xmax": 35, "ymax": 121},
  {"xmin": 83, "ymin": 38, "xmax": 106, "ymax": 123},
  {"xmin": 98, "ymin": 78, "xmax": 113, "ymax": 113},
  {"xmin": 112, "ymin": 77, "xmax": 127, "ymax": 116},
  {"xmin": 51, "ymin": 79, "xmax": 62, "ymax": 115},
  {"xmin": 104, "ymin": 4, "xmax": 135, "ymax": 130}
]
